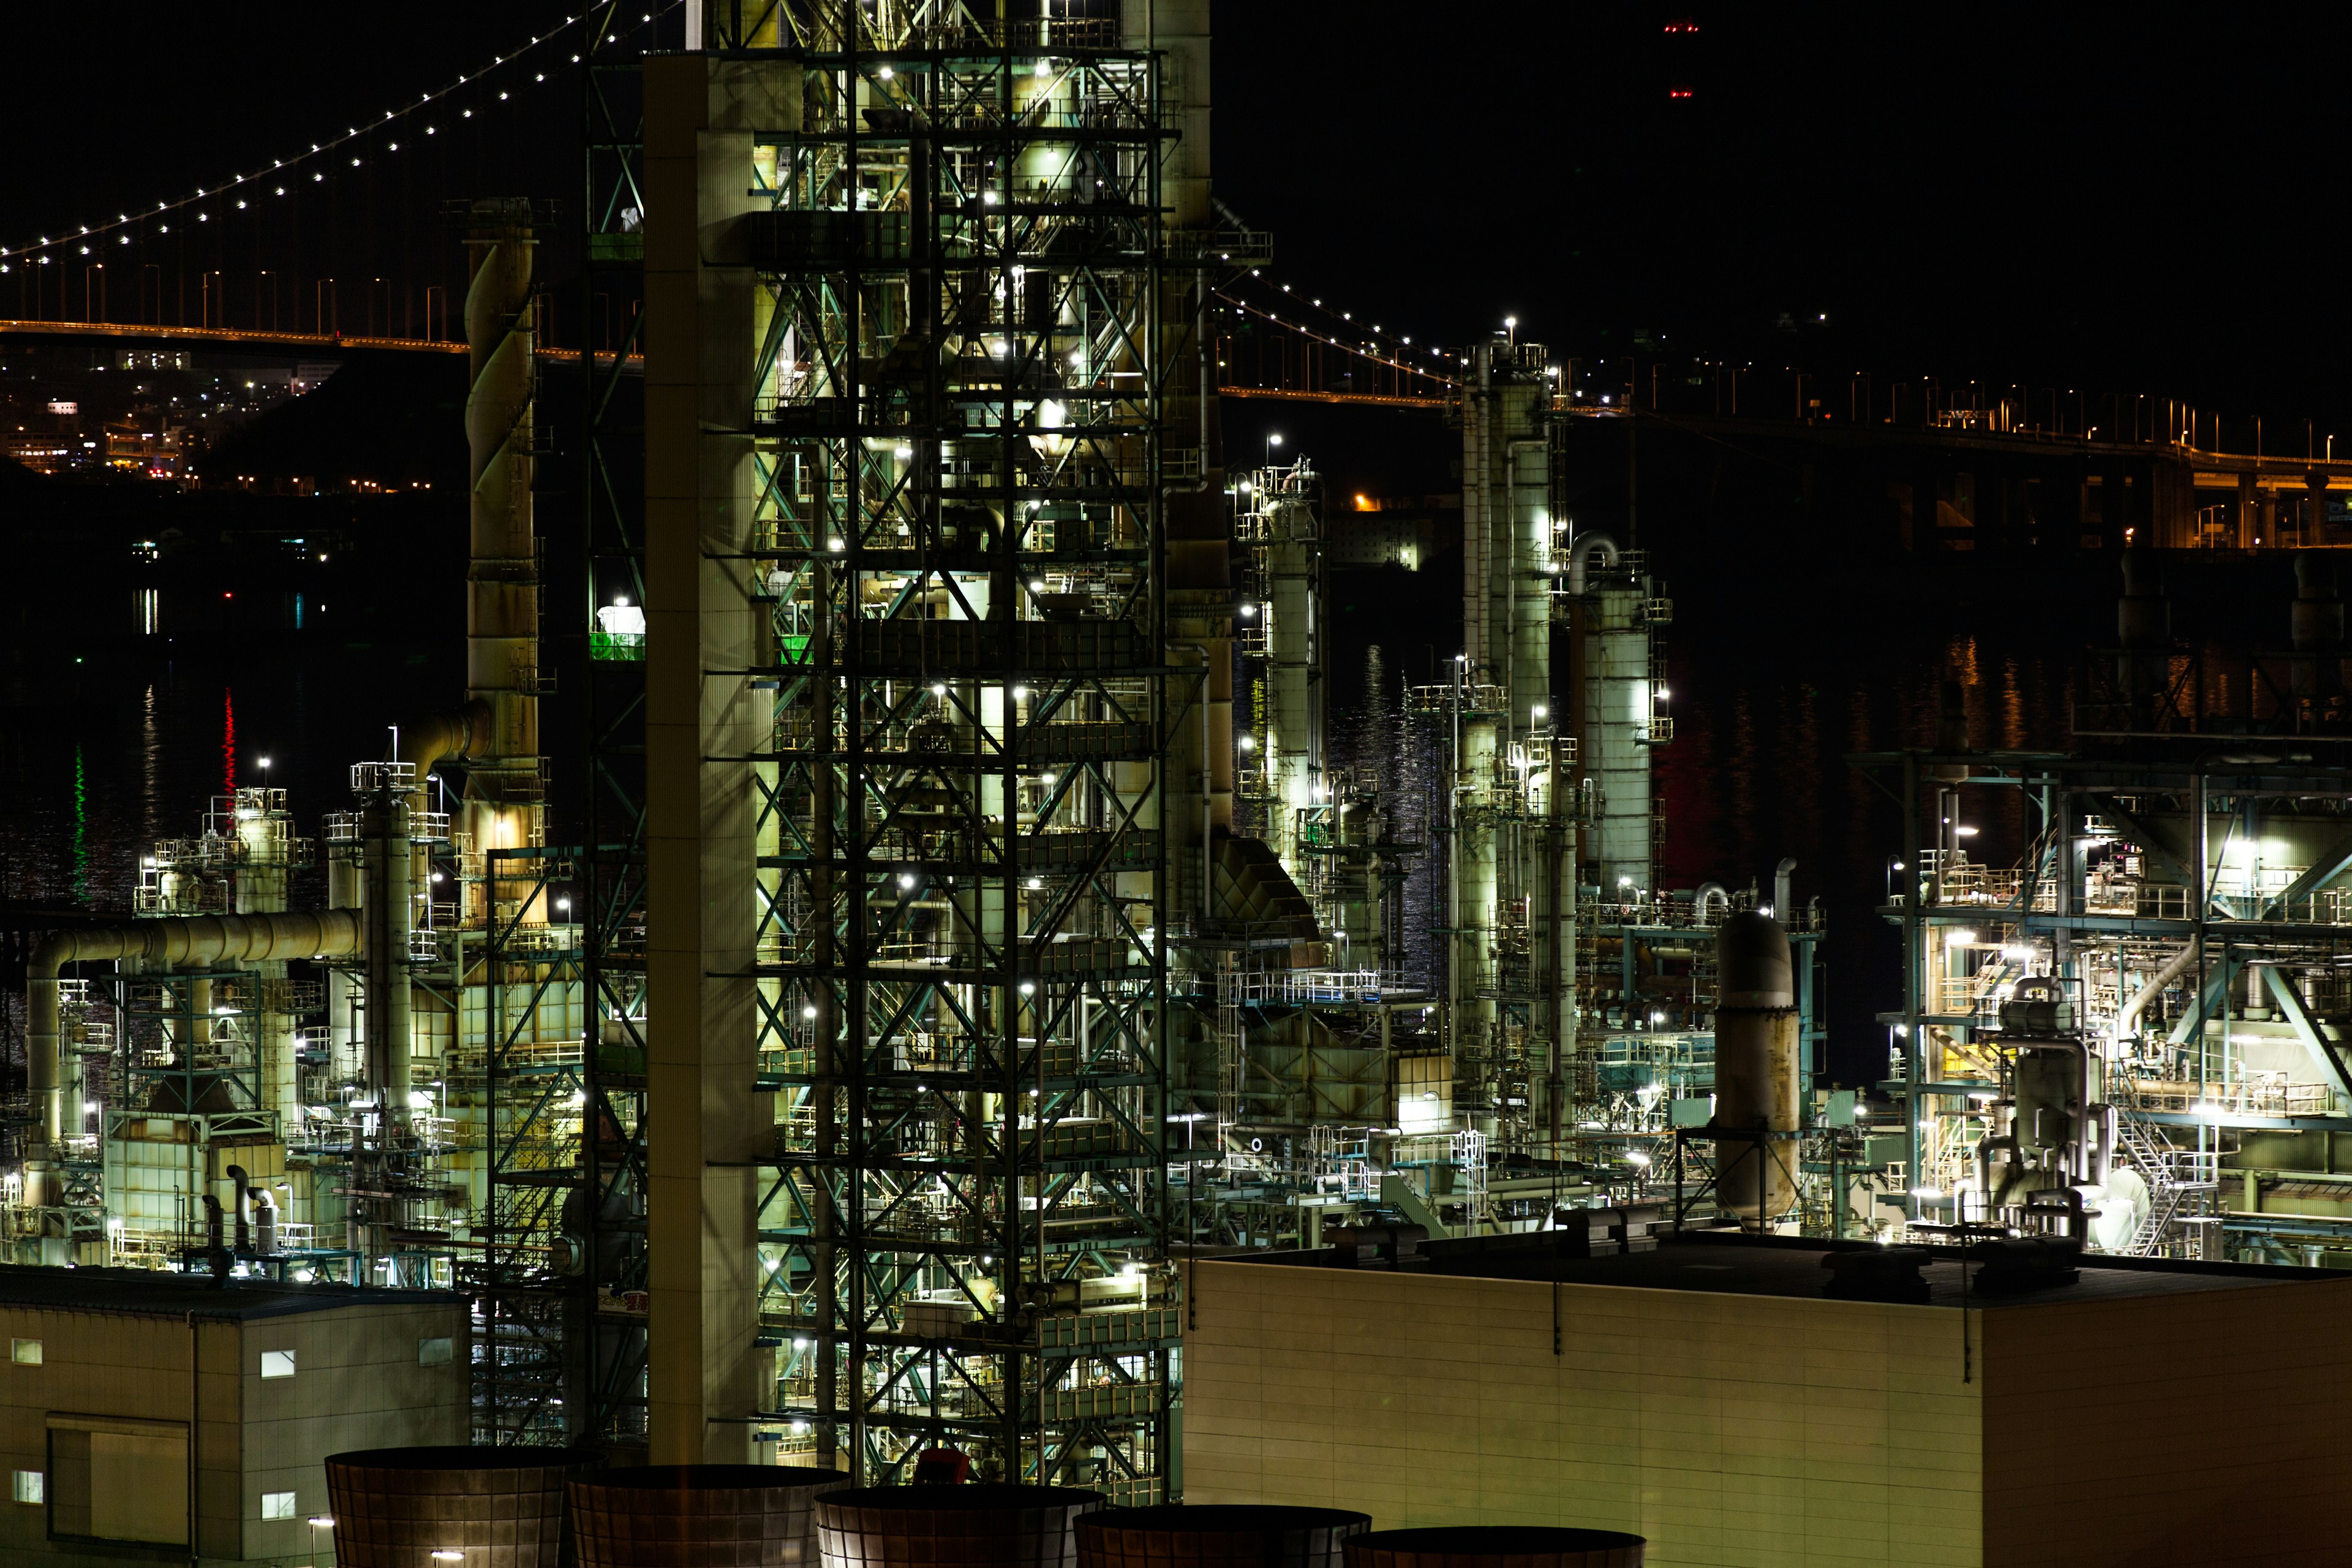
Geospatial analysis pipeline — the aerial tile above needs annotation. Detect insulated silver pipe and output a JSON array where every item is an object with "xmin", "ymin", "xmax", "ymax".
[
  {"xmin": 2115, "ymin": 938, "xmax": 2201, "ymax": 1044},
  {"xmin": 29, "ymin": 911, "xmax": 364, "ymax": 1148}
]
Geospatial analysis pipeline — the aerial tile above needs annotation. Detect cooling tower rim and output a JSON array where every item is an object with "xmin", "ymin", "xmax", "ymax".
[
  {"xmin": 578, "ymin": 1463, "xmax": 848, "ymax": 1493},
  {"xmin": 327, "ymin": 1444, "xmax": 606, "ymax": 1471},
  {"xmin": 1082, "ymin": 1504, "xmax": 1371, "ymax": 1532},
  {"xmin": 818, "ymin": 1483, "xmax": 1104, "ymax": 1512}
]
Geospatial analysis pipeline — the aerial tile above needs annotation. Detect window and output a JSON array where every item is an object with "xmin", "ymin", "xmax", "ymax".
[
  {"xmin": 260, "ymin": 1350, "xmax": 296, "ymax": 1379},
  {"xmin": 11, "ymin": 1338, "xmax": 40, "ymax": 1365},
  {"xmin": 261, "ymin": 1490, "xmax": 297, "ymax": 1521},
  {"xmin": 12, "ymin": 1471, "xmax": 40, "ymax": 1504},
  {"xmin": 417, "ymin": 1336, "xmax": 453, "ymax": 1367}
]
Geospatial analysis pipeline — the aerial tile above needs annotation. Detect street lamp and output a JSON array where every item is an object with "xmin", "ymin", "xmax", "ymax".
[
  {"xmin": 306, "ymin": 1516, "xmax": 333, "ymax": 1566},
  {"xmin": 1265, "ymin": 431, "xmax": 1282, "ymax": 467}
]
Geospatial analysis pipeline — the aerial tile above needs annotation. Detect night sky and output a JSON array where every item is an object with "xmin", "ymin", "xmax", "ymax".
[{"xmin": 8, "ymin": 4, "xmax": 2351, "ymax": 432}]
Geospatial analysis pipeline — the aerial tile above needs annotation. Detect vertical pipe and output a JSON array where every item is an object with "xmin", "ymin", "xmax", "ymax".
[{"xmin": 1902, "ymin": 754, "xmax": 1922, "ymax": 1215}]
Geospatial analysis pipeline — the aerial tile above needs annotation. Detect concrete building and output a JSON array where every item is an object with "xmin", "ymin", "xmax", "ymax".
[
  {"xmin": 0, "ymin": 1267, "xmax": 462, "ymax": 1564},
  {"xmin": 1182, "ymin": 1231, "xmax": 2352, "ymax": 1567}
]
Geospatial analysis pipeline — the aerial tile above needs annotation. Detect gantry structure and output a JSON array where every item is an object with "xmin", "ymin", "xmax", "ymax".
[{"xmin": 639, "ymin": 0, "xmax": 1222, "ymax": 1496}]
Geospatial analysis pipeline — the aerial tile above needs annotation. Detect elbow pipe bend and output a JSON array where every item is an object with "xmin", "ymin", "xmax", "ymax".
[
  {"xmin": 30, "ymin": 911, "xmax": 364, "ymax": 1146},
  {"xmin": 1567, "ymin": 532, "xmax": 1621, "ymax": 595}
]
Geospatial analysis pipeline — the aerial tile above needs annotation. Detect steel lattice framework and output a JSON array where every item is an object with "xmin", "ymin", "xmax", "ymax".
[
  {"xmin": 714, "ymin": 0, "xmax": 1177, "ymax": 1494},
  {"xmin": 575, "ymin": 0, "xmax": 655, "ymax": 1451}
]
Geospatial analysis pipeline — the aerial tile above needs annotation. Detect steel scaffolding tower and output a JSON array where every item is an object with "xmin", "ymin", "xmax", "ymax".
[
  {"xmin": 644, "ymin": 1, "xmax": 1188, "ymax": 1492},
  {"xmin": 576, "ymin": 0, "xmax": 655, "ymax": 1451}
]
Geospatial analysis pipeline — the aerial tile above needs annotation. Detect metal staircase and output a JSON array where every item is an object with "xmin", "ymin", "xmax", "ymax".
[{"xmin": 2115, "ymin": 1109, "xmax": 2217, "ymax": 1256}]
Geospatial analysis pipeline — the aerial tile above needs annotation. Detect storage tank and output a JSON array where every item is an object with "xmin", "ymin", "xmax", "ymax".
[
  {"xmin": 570, "ymin": 1464, "xmax": 845, "ymax": 1567},
  {"xmin": 816, "ymin": 1484, "xmax": 1100, "ymax": 1568},
  {"xmin": 1079, "ymin": 1504, "xmax": 1368, "ymax": 1568},
  {"xmin": 325, "ymin": 1445, "xmax": 603, "ymax": 1567},
  {"xmin": 1711, "ymin": 911, "xmax": 1801, "ymax": 1226},
  {"xmin": 1345, "ymin": 1526, "xmax": 1645, "ymax": 1568}
]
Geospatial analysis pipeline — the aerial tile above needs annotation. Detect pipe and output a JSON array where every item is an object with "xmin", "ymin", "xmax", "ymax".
[
  {"xmin": 1567, "ymin": 530, "xmax": 1620, "ymax": 595},
  {"xmin": 225, "ymin": 1163, "xmax": 252, "ymax": 1254},
  {"xmin": 1773, "ymin": 857, "xmax": 1796, "ymax": 921},
  {"xmin": 1694, "ymin": 882, "xmax": 1729, "ymax": 922},
  {"xmin": 29, "ymin": 911, "xmax": 364, "ymax": 1149},
  {"xmin": 253, "ymin": 1188, "xmax": 279, "ymax": 1257},
  {"xmin": 1171, "ymin": 643, "xmax": 1213, "ymax": 924},
  {"xmin": 2114, "ymin": 938, "xmax": 2199, "ymax": 1042}
]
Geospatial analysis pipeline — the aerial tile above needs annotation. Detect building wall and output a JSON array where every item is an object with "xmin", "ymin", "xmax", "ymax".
[
  {"xmin": 1182, "ymin": 1259, "xmax": 1982, "ymax": 1567},
  {"xmin": 1980, "ymin": 1277, "xmax": 2352, "ymax": 1566},
  {"xmin": 0, "ymin": 1297, "xmax": 462, "ymax": 1564},
  {"xmin": 237, "ymin": 1300, "xmax": 467, "ymax": 1561}
]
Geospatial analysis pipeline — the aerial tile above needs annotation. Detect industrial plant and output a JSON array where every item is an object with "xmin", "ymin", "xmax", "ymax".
[{"xmin": 6, "ymin": 3, "xmax": 2352, "ymax": 1566}]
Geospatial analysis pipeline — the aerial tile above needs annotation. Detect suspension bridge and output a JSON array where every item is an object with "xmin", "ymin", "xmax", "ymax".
[{"xmin": 0, "ymin": 5, "xmax": 1458, "ymax": 413}]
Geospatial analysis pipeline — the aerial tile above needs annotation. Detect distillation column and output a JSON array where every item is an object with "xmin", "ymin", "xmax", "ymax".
[
  {"xmin": 1262, "ymin": 470, "xmax": 1321, "ymax": 865},
  {"xmin": 1461, "ymin": 339, "xmax": 1550, "ymax": 733},
  {"xmin": 1570, "ymin": 533, "xmax": 1661, "ymax": 897},
  {"xmin": 461, "ymin": 198, "xmax": 546, "ymax": 886}
]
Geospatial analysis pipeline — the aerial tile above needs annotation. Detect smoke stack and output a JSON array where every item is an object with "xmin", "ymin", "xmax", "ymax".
[
  {"xmin": 254, "ymin": 1188, "xmax": 280, "ymax": 1257},
  {"xmin": 202, "ymin": 1194, "xmax": 230, "ymax": 1286},
  {"xmin": 225, "ymin": 1163, "xmax": 252, "ymax": 1254}
]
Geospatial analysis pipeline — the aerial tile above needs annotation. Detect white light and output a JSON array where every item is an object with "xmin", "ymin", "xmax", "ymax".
[
  {"xmin": 879, "ymin": 65, "xmax": 894, "ymax": 78},
  {"xmin": 803, "ymin": 1006, "xmax": 818, "ymax": 1020},
  {"xmin": 1029, "ymin": 579, "xmax": 1047, "ymax": 593},
  {"xmin": 1027, "ymin": 877, "xmax": 1042, "ymax": 890},
  {"xmin": 1945, "ymin": 929, "xmax": 1977, "ymax": 948},
  {"xmin": 1954, "ymin": 825, "xmax": 1980, "ymax": 837},
  {"xmin": 1625, "ymin": 1151, "xmax": 1651, "ymax": 1167},
  {"xmin": 2000, "ymin": 944, "xmax": 2034, "ymax": 960},
  {"xmin": 1618, "ymin": 876, "xmax": 1633, "ymax": 888},
  {"xmin": 1910, "ymin": 1186, "xmax": 1943, "ymax": 1200},
  {"xmin": 1039, "ymin": 773, "xmax": 1057, "ymax": 786},
  {"xmin": 1268, "ymin": 434, "xmax": 1283, "ymax": 447},
  {"xmin": 1238, "ymin": 604, "xmax": 1256, "ymax": 617},
  {"xmin": 1504, "ymin": 315, "xmax": 1517, "ymax": 328},
  {"xmin": 931, "ymin": 683, "xmax": 946, "ymax": 696},
  {"xmin": 1531, "ymin": 704, "xmax": 1547, "ymax": 719},
  {"xmin": 1019, "ymin": 982, "xmax": 1035, "ymax": 997},
  {"xmin": 894, "ymin": 443, "xmax": 913, "ymax": 459},
  {"xmin": 1038, "ymin": 400, "xmax": 1066, "ymax": 428},
  {"xmin": 1237, "ymin": 736, "xmax": 1255, "ymax": 752},
  {"xmin": 1011, "ymin": 685, "xmax": 1028, "ymax": 699},
  {"xmin": 827, "ymin": 537, "xmax": 844, "ymax": 552},
  {"xmin": 899, "ymin": 873, "xmax": 918, "ymax": 889}
]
